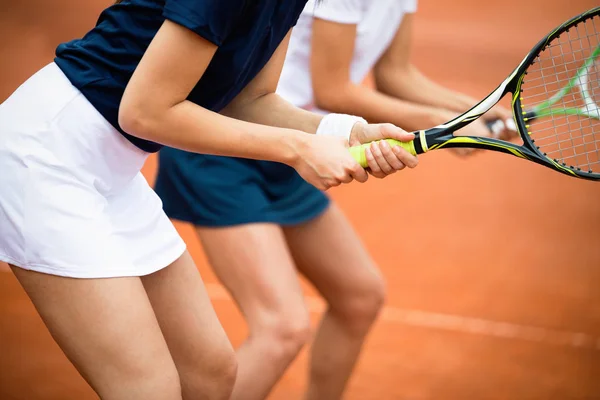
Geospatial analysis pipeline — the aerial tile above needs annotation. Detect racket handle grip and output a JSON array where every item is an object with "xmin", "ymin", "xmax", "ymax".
[{"xmin": 349, "ymin": 139, "xmax": 417, "ymax": 168}]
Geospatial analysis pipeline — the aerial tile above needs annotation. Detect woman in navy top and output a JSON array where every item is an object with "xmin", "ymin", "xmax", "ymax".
[{"xmin": 0, "ymin": 0, "xmax": 417, "ymax": 398}]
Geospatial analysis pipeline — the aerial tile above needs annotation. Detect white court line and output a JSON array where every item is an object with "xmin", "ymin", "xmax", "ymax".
[{"xmin": 204, "ymin": 283, "xmax": 600, "ymax": 351}]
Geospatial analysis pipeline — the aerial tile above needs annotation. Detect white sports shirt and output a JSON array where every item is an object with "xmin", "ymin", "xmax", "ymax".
[{"xmin": 277, "ymin": 0, "xmax": 418, "ymax": 112}]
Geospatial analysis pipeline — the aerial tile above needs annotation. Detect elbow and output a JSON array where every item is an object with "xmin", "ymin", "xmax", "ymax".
[
  {"xmin": 117, "ymin": 106, "xmax": 141, "ymax": 137},
  {"xmin": 118, "ymin": 98, "xmax": 161, "ymax": 142},
  {"xmin": 313, "ymin": 84, "xmax": 348, "ymax": 113},
  {"xmin": 373, "ymin": 63, "xmax": 411, "ymax": 96}
]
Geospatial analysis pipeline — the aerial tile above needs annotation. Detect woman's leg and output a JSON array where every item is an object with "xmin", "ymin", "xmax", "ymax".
[
  {"xmin": 196, "ymin": 224, "xmax": 311, "ymax": 400},
  {"xmin": 282, "ymin": 204, "xmax": 386, "ymax": 400},
  {"xmin": 140, "ymin": 251, "xmax": 237, "ymax": 400},
  {"xmin": 10, "ymin": 266, "xmax": 182, "ymax": 400}
]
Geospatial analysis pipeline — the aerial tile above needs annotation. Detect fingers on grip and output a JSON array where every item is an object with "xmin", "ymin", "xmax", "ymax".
[{"xmin": 349, "ymin": 139, "xmax": 415, "ymax": 168}]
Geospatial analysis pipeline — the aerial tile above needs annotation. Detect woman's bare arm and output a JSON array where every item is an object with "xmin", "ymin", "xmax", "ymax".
[{"xmin": 119, "ymin": 20, "xmax": 305, "ymax": 165}]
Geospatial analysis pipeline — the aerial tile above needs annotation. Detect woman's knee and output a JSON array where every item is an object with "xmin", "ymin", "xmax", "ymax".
[
  {"xmin": 331, "ymin": 271, "xmax": 386, "ymax": 333},
  {"xmin": 206, "ymin": 345, "xmax": 238, "ymax": 389},
  {"xmin": 96, "ymin": 361, "xmax": 183, "ymax": 400},
  {"xmin": 250, "ymin": 308, "xmax": 312, "ymax": 361},
  {"xmin": 178, "ymin": 340, "xmax": 238, "ymax": 399}
]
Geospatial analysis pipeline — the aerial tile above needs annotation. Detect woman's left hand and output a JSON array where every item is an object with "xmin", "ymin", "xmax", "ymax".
[{"xmin": 348, "ymin": 122, "xmax": 419, "ymax": 178}]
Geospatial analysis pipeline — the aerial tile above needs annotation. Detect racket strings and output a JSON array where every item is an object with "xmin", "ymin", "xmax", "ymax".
[
  {"xmin": 522, "ymin": 89, "xmax": 597, "ymax": 111},
  {"xmin": 584, "ymin": 58, "xmax": 600, "ymax": 109},
  {"xmin": 520, "ymin": 14, "xmax": 600, "ymax": 172},
  {"xmin": 521, "ymin": 48, "xmax": 600, "ymax": 112},
  {"xmin": 543, "ymin": 29, "xmax": 588, "ymax": 168},
  {"xmin": 517, "ymin": 57, "xmax": 598, "ymax": 91}
]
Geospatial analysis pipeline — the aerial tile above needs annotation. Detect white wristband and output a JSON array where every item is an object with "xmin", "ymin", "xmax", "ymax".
[{"xmin": 315, "ymin": 113, "xmax": 367, "ymax": 141}]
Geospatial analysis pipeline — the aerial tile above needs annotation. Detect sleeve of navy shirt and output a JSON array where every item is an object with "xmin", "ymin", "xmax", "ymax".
[{"xmin": 163, "ymin": 0, "xmax": 247, "ymax": 46}]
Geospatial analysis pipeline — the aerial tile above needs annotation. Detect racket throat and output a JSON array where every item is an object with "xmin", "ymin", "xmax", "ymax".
[
  {"xmin": 413, "ymin": 127, "xmax": 453, "ymax": 154},
  {"xmin": 414, "ymin": 130, "xmax": 430, "ymax": 154}
]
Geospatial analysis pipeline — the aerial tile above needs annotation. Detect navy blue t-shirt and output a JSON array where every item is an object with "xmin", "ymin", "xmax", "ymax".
[{"xmin": 55, "ymin": 0, "xmax": 308, "ymax": 153}]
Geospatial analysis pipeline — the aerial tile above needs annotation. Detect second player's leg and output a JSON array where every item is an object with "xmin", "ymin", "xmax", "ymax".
[
  {"xmin": 283, "ymin": 204, "xmax": 386, "ymax": 400},
  {"xmin": 196, "ymin": 224, "xmax": 311, "ymax": 400}
]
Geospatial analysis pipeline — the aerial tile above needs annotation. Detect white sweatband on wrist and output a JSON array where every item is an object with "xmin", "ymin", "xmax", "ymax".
[{"xmin": 315, "ymin": 113, "xmax": 367, "ymax": 141}]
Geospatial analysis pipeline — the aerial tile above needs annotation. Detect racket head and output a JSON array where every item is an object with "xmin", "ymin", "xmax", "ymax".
[{"xmin": 512, "ymin": 7, "xmax": 600, "ymax": 180}]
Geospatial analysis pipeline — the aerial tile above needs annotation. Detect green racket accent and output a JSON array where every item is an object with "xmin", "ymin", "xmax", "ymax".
[
  {"xmin": 530, "ymin": 45, "xmax": 600, "ymax": 120},
  {"xmin": 535, "ymin": 106, "xmax": 597, "ymax": 118},
  {"xmin": 349, "ymin": 139, "xmax": 417, "ymax": 168}
]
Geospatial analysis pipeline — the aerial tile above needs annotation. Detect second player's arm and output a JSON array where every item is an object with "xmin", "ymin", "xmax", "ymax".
[
  {"xmin": 373, "ymin": 14, "xmax": 477, "ymax": 114},
  {"xmin": 308, "ymin": 16, "xmax": 452, "ymax": 132},
  {"xmin": 373, "ymin": 13, "xmax": 513, "ymax": 127}
]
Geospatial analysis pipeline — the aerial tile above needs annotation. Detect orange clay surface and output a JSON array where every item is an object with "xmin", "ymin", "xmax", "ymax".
[{"xmin": 1, "ymin": 1, "xmax": 599, "ymax": 399}]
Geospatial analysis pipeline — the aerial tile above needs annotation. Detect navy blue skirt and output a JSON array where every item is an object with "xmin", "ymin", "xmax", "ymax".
[{"xmin": 154, "ymin": 147, "xmax": 330, "ymax": 227}]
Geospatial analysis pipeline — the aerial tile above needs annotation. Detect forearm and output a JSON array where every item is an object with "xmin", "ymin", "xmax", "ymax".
[
  {"xmin": 121, "ymin": 100, "xmax": 304, "ymax": 165},
  {"xmin": 316, "ymin": 82, "xmax": 451, "ymax": 131},
  {"xmin": 221, "ymin": 93, "xmax": 323, "ymax": 133},
  {"xmin": 375, "ymin": 64, "xmax": 477, "ymax": 114}
]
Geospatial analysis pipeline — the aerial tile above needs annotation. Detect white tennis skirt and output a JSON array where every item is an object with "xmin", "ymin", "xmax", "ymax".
[{"xmin": 0, "ymin": 63, "xmax": 186, "ymax": 278}]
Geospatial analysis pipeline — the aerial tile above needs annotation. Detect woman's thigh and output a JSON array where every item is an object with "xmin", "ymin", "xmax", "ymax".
[
  {"xmin": 11, "ymin": 266, "xmax": 181, "ymax": 400},
  {"xmin": 140, "ymin": 250, "xmax": 236, "ymax": 375},
  {"xmin": 195, "ymin": 224, "xmax": 309, "ymax": 334}
]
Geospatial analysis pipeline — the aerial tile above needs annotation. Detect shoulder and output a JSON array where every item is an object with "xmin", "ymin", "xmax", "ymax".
[{"xmin": 162, "ymin": 0, "xmax": 249, "ymax": 46}]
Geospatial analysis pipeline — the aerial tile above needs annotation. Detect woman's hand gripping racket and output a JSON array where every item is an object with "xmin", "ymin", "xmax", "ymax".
[{"xmin": 350, "ymin": 7, "xmax": 600, "ymax": 181}]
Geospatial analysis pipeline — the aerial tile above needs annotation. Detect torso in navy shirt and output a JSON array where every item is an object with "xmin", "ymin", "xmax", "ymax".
[{"xmin": 55, "ymin": 0, "xmax": 309, "ymax": 153}]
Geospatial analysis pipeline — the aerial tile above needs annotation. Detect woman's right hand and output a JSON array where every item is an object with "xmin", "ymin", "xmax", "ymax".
[
  {"xmin": 289, "ymin": 134, "xmax": 369, "ymax": 191},
  {"xmin": 289, "ymin": 123, "xmax": 418, "ymax": 191}
]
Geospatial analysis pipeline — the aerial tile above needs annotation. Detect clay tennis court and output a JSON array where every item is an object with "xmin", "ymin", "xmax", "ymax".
[{"xmin": 1, "ymin": 1, "xmax": 599, "ymax": 399}]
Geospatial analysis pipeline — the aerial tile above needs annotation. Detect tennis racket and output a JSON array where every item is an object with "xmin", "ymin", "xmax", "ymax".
[{"xmin": 350, "ymin": 7, "xmax": 600, "ymax": 181}]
